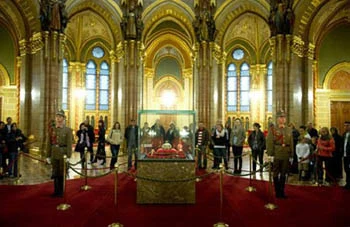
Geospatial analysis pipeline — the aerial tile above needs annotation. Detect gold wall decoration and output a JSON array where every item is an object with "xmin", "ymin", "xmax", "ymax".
[
  {"xmin": 307, "ymin": 42, "xmax": 315, "ymax": 60},
  {"xmin": 211, "ymin": 42, "xmax": 222, "ymax": 64},
  {"xmin": 269, "ymin": 37, "xmax": 276, "ymax": 62},
  {"xmin": 18, "ymin": 39, "xmax": 27, "ymax": 57},
  {"xmin": 292, "ymin": 35, "xmax": 305, "ymax": 58},
  {"xmin": 116, "ymin": 42, "xmax": 125, "ymax": 62}
]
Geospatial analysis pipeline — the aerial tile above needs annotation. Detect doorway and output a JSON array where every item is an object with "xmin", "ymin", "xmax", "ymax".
[{"xmin": 331, "ymin": 101, "xmax": 350, "ymax": 135}]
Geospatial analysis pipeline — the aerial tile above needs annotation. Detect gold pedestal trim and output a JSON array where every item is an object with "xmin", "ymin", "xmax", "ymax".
[
  {"xmin": 81, "ymin": 185, "xmax": 92, "ymax": 191},
  {"xmin": 214, "ymin": 222, "xmax": 229, "ymax": 227},
  {"xmin": 245, "ymin": 186, "xmax": 256, "ymax": 192},
  {"xmin": 265, "ymin": 203, "xmax": 278, "ymax": 210},
  {"xmin": 57, "ymin": 203, "xmax": 71, "ymax": 211},
  {"xmin": 108, "ymin": 222, "xmax": 124, "ymax": 227}
]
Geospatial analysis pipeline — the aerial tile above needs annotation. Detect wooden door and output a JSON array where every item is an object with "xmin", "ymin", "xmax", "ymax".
[
  {"xmin": 0, "ymin": 97, "xmax": 2, "ymax": 120},
  {"xmin": 331, "ymin": 101, "xmax": 350, "ymax": 135}
]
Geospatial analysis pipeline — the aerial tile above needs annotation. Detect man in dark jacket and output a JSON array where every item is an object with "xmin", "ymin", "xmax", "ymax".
[
  {"xmin": 125, "ymin": 119, "xmax": 139, "ymax": 170},
  {"xmin": 195, "ymin": 121, "xmax": 210, "ymax": 169}
]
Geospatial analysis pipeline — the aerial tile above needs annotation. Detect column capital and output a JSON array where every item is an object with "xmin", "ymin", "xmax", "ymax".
[
  {"xmin": 29, "ymin": 32, "xmax": 44, "ymax": 54},
  {"xmin": 292, "ymin": 35, "xmax": 305, "ymax": 58}
]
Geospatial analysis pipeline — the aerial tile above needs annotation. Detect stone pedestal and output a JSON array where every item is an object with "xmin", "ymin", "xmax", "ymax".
[{"xmin": 137, "ymin": 160, "xmax": 195, "ymax": 204}]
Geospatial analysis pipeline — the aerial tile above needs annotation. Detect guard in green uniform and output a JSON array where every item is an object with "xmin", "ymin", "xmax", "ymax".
[
  {"xmin": 46, "ymin": 110, "xmax": 72, "ymax": 197},
  {"xmin": 266, "ymin": 110, "xmax": 294, "ymax": 198}
]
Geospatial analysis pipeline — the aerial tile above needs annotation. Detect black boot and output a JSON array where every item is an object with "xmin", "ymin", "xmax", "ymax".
[
  {"xmin": 273, "ymin": 177, "xmax": 281, "ymax": 198},
  {"xmin": 280, "ymin": 176, "xmax": 287, "ymax": 198},
  {"xmin": 56, "ymin": 176, "xmax": 64, "ymax": 197},
  {"xmin": 234, "ymin": 158, "xmax": 238, "ymax": 173},
  {"xmin": 51, "ymin": 177, "xmax": 59, "ymax": 197}
]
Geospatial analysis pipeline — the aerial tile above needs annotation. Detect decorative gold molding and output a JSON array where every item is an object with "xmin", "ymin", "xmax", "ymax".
[
  {"xmin": 269, "ymin": 37, "xmax": 276, "ymax": 62},
  {"xmin": 210, "ymin": 42, "xmax": 222, "ymax": 64},
  {"xmin": 116, "ymin": 42, "xmax": 125, "ymax": 62},
  {"xmin": 29, "ymin": 32, "xmax": 44, "ymax": 54},
  {"xmin": 307, "ymin": 43, "xmax": 315, "ymax": 60},
  {"xmin": 18, "ymin": 39, "xmax": 27, "ymax": 57},
  {"xmin": 59, "ymin": 34, "xmax": 66, "ymax": 61},
  {"xmin": 43, "ymin": 31, "xmax": 49, "ymax": 59},
  {"xmin": 292, "ymin": 35, "xmax": 305, "ymax": 58}
]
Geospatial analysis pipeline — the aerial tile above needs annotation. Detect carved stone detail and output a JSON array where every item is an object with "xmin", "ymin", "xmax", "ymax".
[{"xmin": 292, "ymin": 35, "xmax": 305, "ymax": 58}]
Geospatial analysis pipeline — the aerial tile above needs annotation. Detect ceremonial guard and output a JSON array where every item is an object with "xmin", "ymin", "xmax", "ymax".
[
  {"xmin": 46, "ymin": 110, "xmax": 72, "ymax": 197},
  {"xmin": 266, "ymin": 110, "xmax": 294, "ymax": 198}
]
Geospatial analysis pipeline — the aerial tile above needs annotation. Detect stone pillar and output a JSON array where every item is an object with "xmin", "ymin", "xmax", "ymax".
[
  {"xmin": 18, "ymin": 39, "xmax": 31, "ymax": 135},
  {"xmin": 196, "ymin": 41, "xmax": 211, "ymax": 126},
  {"xmin": 123, "ymin": 40, "xmax": 142, "ymax": 122},
  {"xmin": 250, "ymin": 64, "xmax": 266, "ymax": 125},
  {"xmin": 270, "ymin": 34, "xmax": 293, "ymax": 119},
  {"xmin": 69, "ymin": 61, "xmax": 85, "ymax": 130}
]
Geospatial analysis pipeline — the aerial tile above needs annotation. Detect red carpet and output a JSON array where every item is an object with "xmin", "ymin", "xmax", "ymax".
[{"xmin": 0, "ymin": 173, "xmax": 349, "ymax": 227}]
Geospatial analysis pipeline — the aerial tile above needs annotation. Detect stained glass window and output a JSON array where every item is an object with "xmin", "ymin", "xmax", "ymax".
[
  {"xmin": 92, "ymin": 47, "xmax": 105, "ymax": 59},
  {"xmin": 267, "ymin": 62, "xmax": 273, "ymax": 112},
  {"xmin": 85, "ymin": 60, "xmax": 96, "ymax": 110},
  {"xmin": 62, "ymin": 58, "xmax": 68, "ymax": 110},
  {"xmin": 240, "ymin": 63, "xmax": 250, "ymax": 112},
  {"xmin": 227, "ymin": 63, "xmax": 237, "ymax": 111},
  {"xmin": 99, "ymin": 61, "xmax": 109, "ymax": 110},
  {"xmin": 232, "ymin": 49, "xmax": 244, "ymax": 60}
]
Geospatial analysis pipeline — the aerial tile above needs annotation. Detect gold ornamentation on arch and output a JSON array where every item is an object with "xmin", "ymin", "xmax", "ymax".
[{"xmin": 324, "ymin": 62, "xmax": 350, "ymax": 90}]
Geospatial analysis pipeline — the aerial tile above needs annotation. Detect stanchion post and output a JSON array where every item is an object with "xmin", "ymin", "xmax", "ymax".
[
  {"xmin": 264, "ymin": 159, "xmax": 277, "ymax": 210},
  {"xmin": 114, "ymin": 164, "xmax": 119, "ymax": 205},
  {"xmin": 109, "ymin": 164, "xmax": 123, "ymax": 227},
  {"xmin": 245, "ymin": 151, "xmax": 256, "ymax": 192},
  {"xmin": 214, "ymin": 164, "xmax": 229, "ymax": 227},
  {"xmin": 14, "ymin": 147, "xmax": 23, "ymax": 185},
  {"xmin": 81, "ymin": 148, "xmax": 92, "ymax": 191},
  {"xmin": 57, "ymin": 155, "xmax": 71, "ymax": 211}
]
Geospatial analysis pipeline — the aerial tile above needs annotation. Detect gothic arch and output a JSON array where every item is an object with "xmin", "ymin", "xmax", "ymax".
[
  {"xmin": 215, "ymin": 0, "xmax": 269, "ymax": 47},
  {"xmin": 142, "ymin": 0, "xmax": 196, "ymax": 45},
  {"xmin": 66, "ymin": 0, "xmax": 123, "ymax": 49}
]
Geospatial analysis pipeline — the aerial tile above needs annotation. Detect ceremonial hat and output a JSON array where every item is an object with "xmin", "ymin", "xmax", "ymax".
[
  {"xmin": 276, "ymin": 110, "xmax": 286, "ymax": 118},
  {"xmin": 253, "ymin": 122, "xmax": 261, "ymax": 128},
  {"xmin": 56, "ymin": 109, "xmax": 66, "ymax": 117}
]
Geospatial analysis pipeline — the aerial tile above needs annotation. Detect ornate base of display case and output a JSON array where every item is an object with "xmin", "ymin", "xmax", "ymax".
[{"xmin": 137, "ymin": 160, "xmax": 196, "ymax": 204}]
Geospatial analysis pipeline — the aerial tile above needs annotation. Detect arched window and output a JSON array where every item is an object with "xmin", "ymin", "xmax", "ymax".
[
  {"xmin": 99, "ymin": 61, "xmax": 109, "ymax": 110},
  {"xmin": 85, "ymin": 60, "xmax": 97, "ymax": 110},
  {"xmin": 240, "ymin": 62, "xmax": 250, "ymax": 112},
  {"xmin": 267, "ymin": 61, "xmax": 273, "ymax": 112},
  {"xmin": 62, "ymin": 58, "xmax": 69, "ymax": 110},
  {"xmin": 227, "ymin": 48, "xmax": 251, "ymax": 113},
  {"xmin": 227, "ymin": 63, "xmax": 237, "ymax": 111}
]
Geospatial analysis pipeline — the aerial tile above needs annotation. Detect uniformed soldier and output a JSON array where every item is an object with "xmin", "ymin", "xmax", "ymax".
[
  {"xmin": 266, "ymin": 110, "xmax": 294, "ymax": 198},
  {"xmin": 46, "ymin": 110, "xmax": 72, "ymax": 197}
]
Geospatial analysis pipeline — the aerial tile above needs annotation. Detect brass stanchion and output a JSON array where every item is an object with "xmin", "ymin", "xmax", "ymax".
[
  {"xmin": 264, "ymin": 159, "xmax": 277, "ymax": 210},
  {"xmin": 245, "ymin": 151, "xmax": 256, "ymax": 192},
  {"xmin": 114, "ymin": 164, "xmax": 118, "ymax": 205},
  {"xmin": 81, "ymin": 148, "xmax": 92, "ymax": 191},
  {"xmin": 109, "ymin": 164, "xmax": 123, "ymax": 227},
  {"xmin": 214, "ymin": 164, "xmax": 229, "ymax": 227},
  {"xmin": 14, "ymin": 148, "xmax": 23, "ymax": 185},
  {"xmin": 57, "ymin": 155, "xmax": 71, "ymax": 211}
]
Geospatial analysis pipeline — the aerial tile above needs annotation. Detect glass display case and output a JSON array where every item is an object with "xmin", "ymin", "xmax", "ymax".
[
  {"xmin": 138, "ymin": 110, "xmax": 196, "ymax": 161},
  {"xmin": 137, "ymin": 110, "xmax": 196, "ymax": 204}
]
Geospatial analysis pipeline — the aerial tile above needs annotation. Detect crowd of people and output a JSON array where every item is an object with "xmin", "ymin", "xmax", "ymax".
[
  {"xmin": 0, "ymin": 117, "xmax": 27, "ymax": 179},
  {"xmin": 2, "ymin": 110, "xmax": 349, "ymax": 198}
]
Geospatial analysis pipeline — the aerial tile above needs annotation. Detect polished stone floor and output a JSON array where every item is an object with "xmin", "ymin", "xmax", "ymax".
[{"xmin": 0, "ymin": 146, "xmax": 346, "ymax": 188}]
